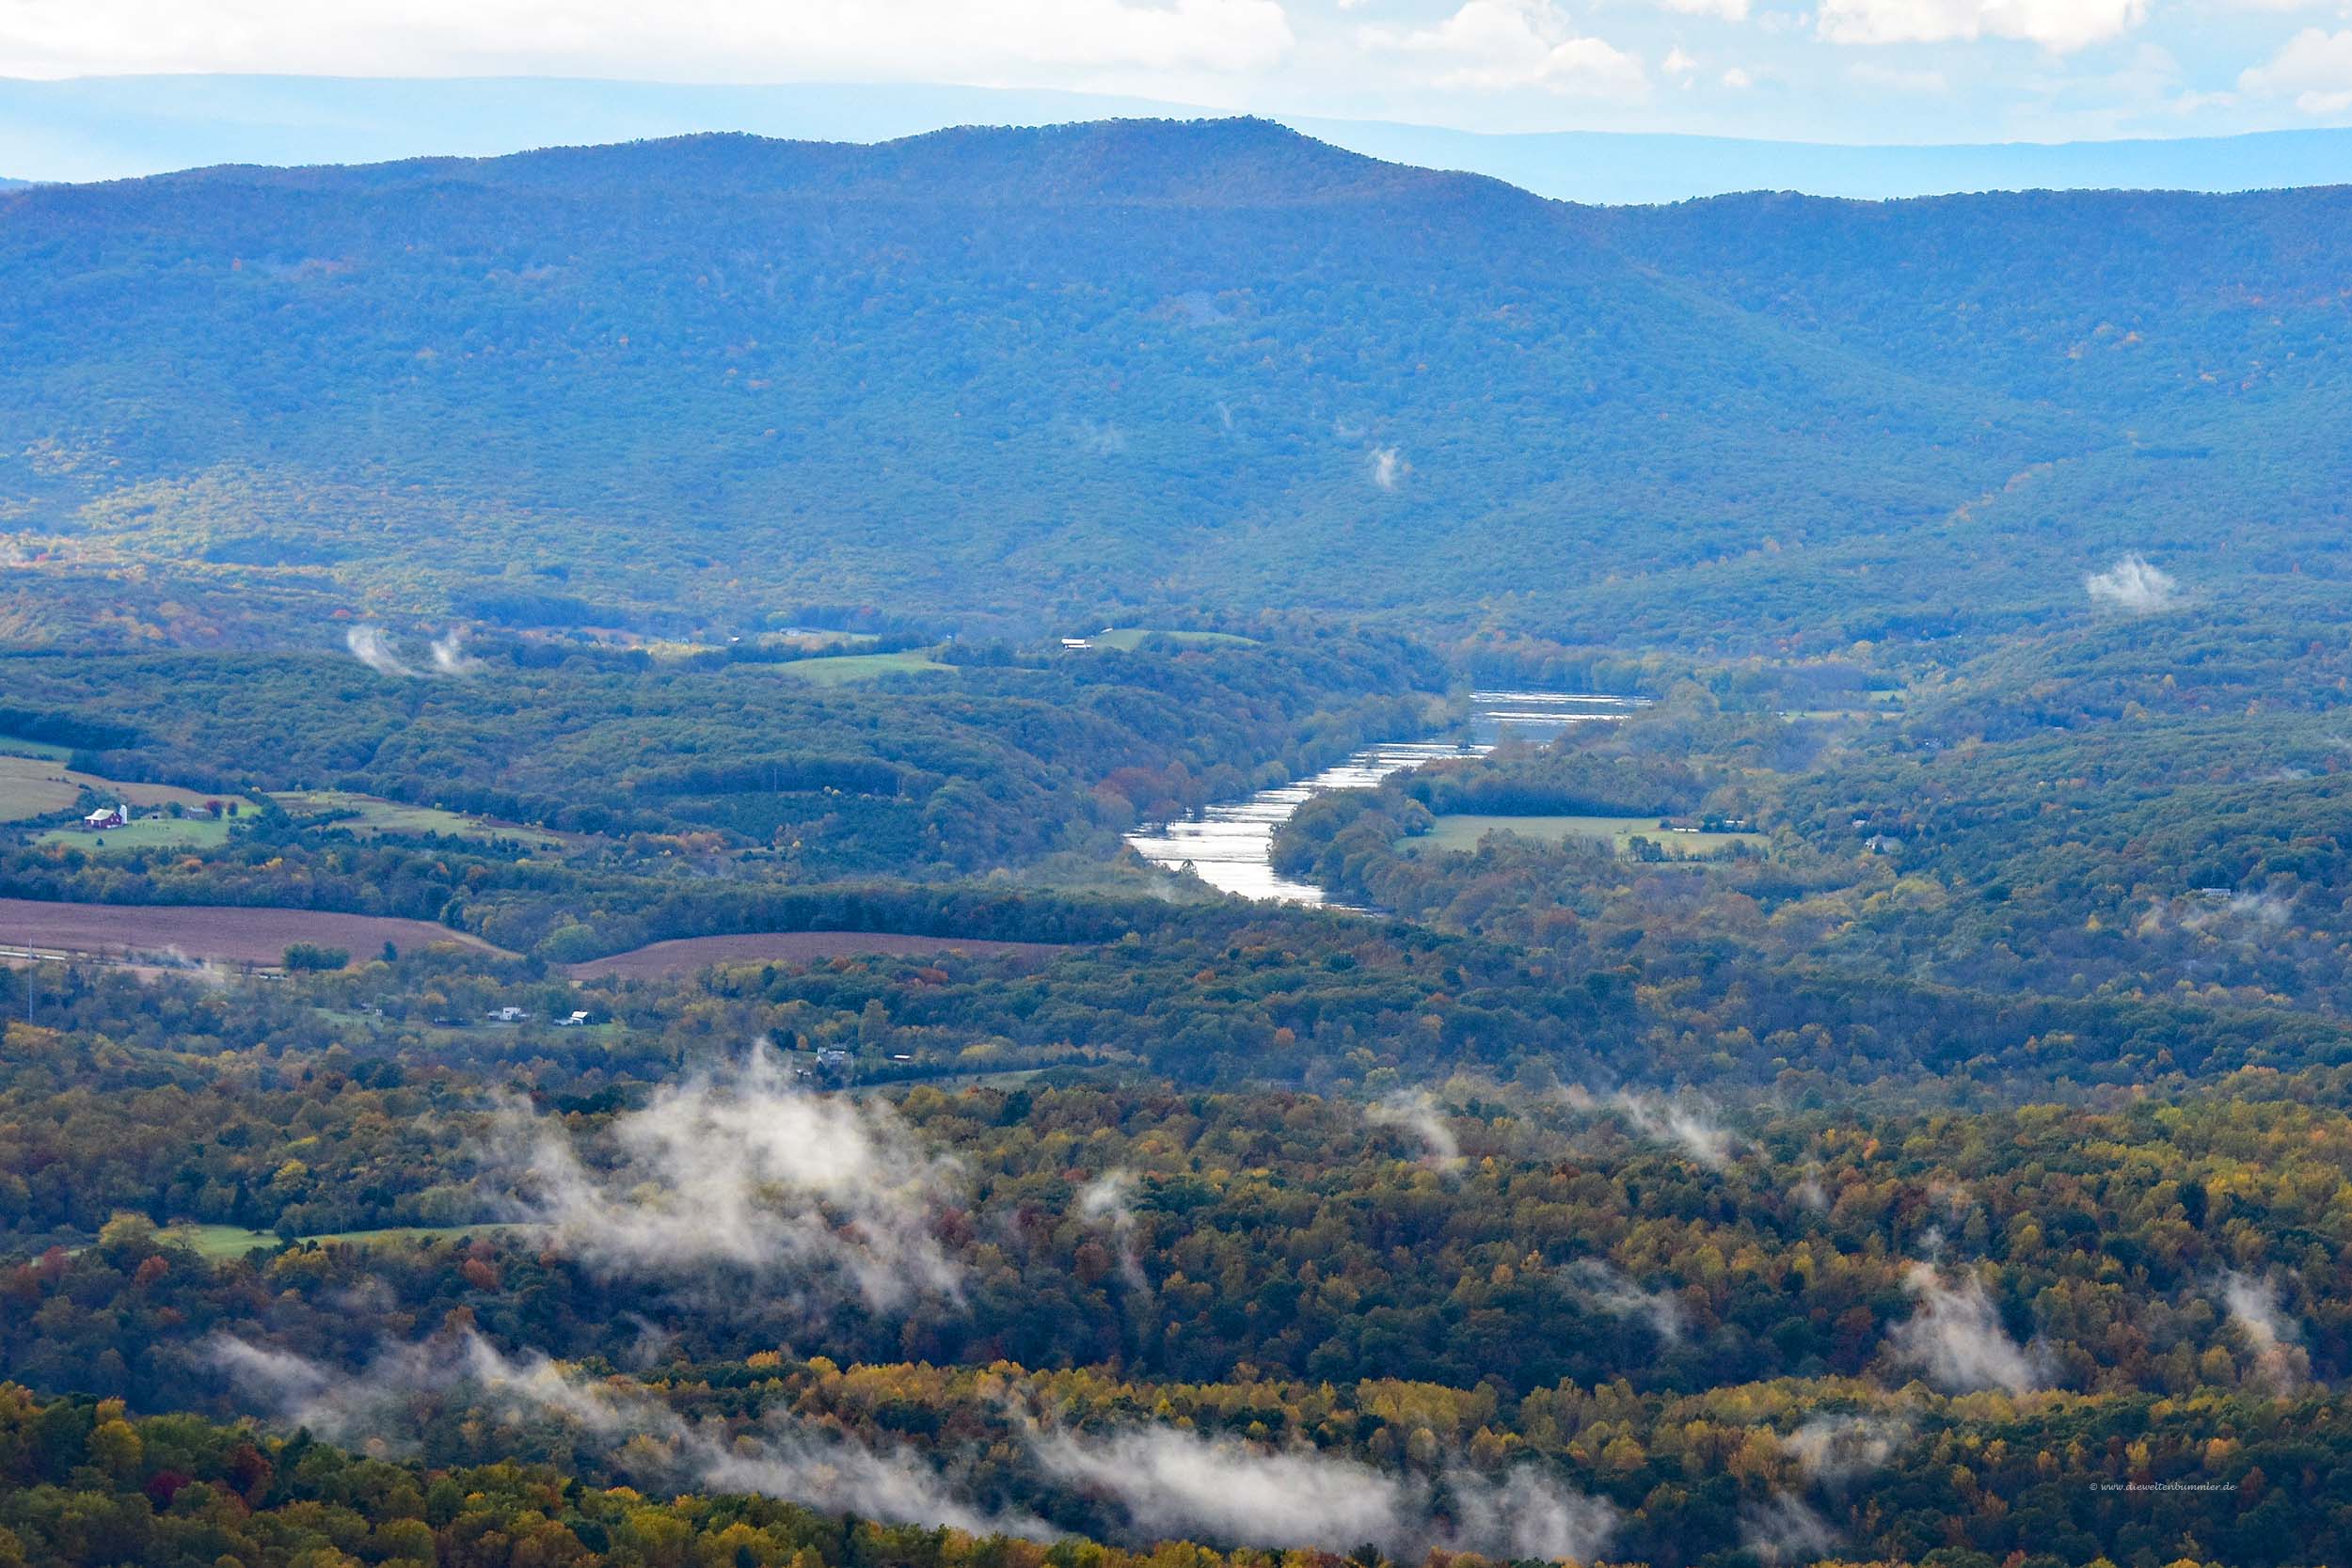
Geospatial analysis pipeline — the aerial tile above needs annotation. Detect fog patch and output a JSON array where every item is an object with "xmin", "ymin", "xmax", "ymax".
[
  {"xmin": 1070, "ymin": 417, "xmax": 1127, "ymax": 455},
  {"xmin": 2219, "ymin": 1270, "xmax": 2308, "ymax": 1393},
  {"xmin": 1442, "ymin": 1465, "xmax": 1620, "ymax": 1563},
  {"xmin": 1781, "ymin": 1412, "xmax": 1910, "ymax": 1483},
  {"xmin": 1077, "ymin": 1168, "xmax": 1148, "ymax": 1287},
  {"xmin": 1030, "ymin": 1422, "xmax": 1615, "ymax": 1560},
  {"xmin": 1739, "ymin": 1493, "xmax": 1840, "ymax": 1564},
  {"xmin": 429, "ymin": 626, "xmax": 481, "ymax": 674},
  {"xmin": 621, "ymin": 1313, "xmax": 680, "ymax": 1371},
  {"xmin": 344, "ymin": 625, "xmax": 419, "ymax": 677},
  {"xmin": 1561, "ymin": 1259, "xmax": 1689, "ymax": 1343},
  {"xmin": 213, "ymin": 1331, "xmax": 1048, "ymax": 1537},
  {"xmin": 1610, "ymin": 1091, "xmax": 1738, "ymax": 1170},
  {"xmin": 1366, "ymin": 1089, "xmax": 1464, "ymax": 1174},
  {"xmin": 2085, "ymin": 552, "xmax": 2178, "ymax": 614},
  {"xmin": 491, "ymin": 1043, "xmax": 961, "ymax": 1311},
  {"xmin": 1887, "ymin": 1263, "xmax": 2046, "ymax": 1394},
  {"xmin": 2185, "ymin": 891, "xmax": 2292, "ymax": 935},
  {"xmin": 1371, "ymin": 446, "xmax": 1406, "ymax": 491},
  {"xmin": 1032, "ymin": 1423, "xmax": 1404, "ymax": 1550}
]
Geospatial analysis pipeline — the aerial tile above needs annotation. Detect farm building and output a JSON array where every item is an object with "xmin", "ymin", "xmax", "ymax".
[{"xmin": 81, "ymin": 804, "xmax": 128, "ymax": 831}]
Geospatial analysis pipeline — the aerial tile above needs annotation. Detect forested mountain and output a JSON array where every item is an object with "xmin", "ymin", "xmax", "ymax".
[
  {"xmin": 4, "ymin": 118, "xmax": 2346, "ymax": 649},
  {"xmin": 11, "ymin": 113, "xmax": 2352, "ymax": 1568}
]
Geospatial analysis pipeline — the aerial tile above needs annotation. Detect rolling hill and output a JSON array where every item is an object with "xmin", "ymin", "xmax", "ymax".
[
  {"xmin": 13, "ymin": 74, "xmax": 2352, "ymax": 199},
  {"xmin": 1, "ymin": 118, "xmax": 2346, "ymax": 650}
]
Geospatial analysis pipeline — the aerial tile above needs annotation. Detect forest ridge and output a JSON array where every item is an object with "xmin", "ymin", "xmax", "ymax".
[{"xmin": 2, "ymin": 117, "xmax": 2347, "ymax": 647}]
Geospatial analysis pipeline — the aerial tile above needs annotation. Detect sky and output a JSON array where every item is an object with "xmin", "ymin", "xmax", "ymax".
[{"xmin": 0, "ymin": 1, "xmax": 2346, "ymax": 146}]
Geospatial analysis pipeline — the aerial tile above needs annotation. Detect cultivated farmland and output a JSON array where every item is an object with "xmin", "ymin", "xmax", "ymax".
[
  {"xmin": 0, "ymin": 897, "xmax": 506, "ymax": 968},
  {"xmin": 568, "ymin": 929, "xmax": 1070, "ymax": 979}
]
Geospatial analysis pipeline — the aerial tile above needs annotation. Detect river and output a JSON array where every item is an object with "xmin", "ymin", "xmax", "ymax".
[{"xmin": 1124, "ymin": 690, "xmax": 1648, "ymax": 905}]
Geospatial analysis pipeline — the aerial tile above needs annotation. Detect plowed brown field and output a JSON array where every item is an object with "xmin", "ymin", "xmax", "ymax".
[
  {"xmin": 567, "ymin": 931, "xmax": 1070, "ymax": 980},
  {"xmin": 0, "ymin": 897, "xmax": 505, "ymax": 968}
]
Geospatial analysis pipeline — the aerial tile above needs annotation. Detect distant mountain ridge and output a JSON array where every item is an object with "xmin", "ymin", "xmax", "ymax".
[
  {"xmin": 1, "ymin": 119, "xmax": 2346, "ymax": 648},
  {"xmin": 8, "ymin": 74, "xmax": 2352, "ymax": 200}
]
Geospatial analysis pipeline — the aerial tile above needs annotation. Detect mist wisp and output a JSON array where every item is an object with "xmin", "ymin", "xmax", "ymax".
[
  {"xmin": 1887, "ymin": 1263, "xmax": 2046, "ymax": 1394},
  {"xmin": 1366, "ymin": 1089, "xmax": 1465, "ymax": 1174},
  {"xmin": 2085, "ymin": 552, "xmax": 2179, "ymax": 614},
  {"xmin": 213, "ymin": 1330, "xmax": 1052, "ymax": 1537},
  {"xmin": 1030, "ymin": 1420, "xmax": 1616, "ymax": 1560},
  {"xmin": 492, "ymin": 1043, "xmax": 962, "ymax": 1310},
  {"xmin": 1561, "ymin": 1258, "xmax": 1689, "ymax": 1344}
]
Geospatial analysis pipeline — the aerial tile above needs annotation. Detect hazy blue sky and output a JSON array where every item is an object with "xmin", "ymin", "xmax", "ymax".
[{"xmin": 0, "ymin": 1, "xmax": 2344, "ymax": 145}]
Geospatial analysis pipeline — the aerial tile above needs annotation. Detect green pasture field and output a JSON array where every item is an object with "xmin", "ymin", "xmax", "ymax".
[
  {"xmin": 32, "ymin": 816, "xmax": 231, "ymax": 853},
  {"xmin": 1418, "ymin": 813, "xmax": 1768, "ymax": 857},
  {"xmin": 1, "ymin": 752, "xmax": 223, "ymax": 823},
  {"xmin": 769, "ymin": 651, "xmax": 952, "ymax": 685},
  {"xmin": 268, "ymin": 788, "xmax": 569, "ymax": 849},
  {"xmin": 158, "ymin": 1222, "xmax": 541, "ymax": 1259},
  {"xmin": 1090, "ymin": 627, "xmax": 1259, "ymax": 651}
]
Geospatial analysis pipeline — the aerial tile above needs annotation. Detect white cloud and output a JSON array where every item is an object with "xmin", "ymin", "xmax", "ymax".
[
  {"xmin": 1077, "ymin": 1168, "xmax": 1149, "ymax": 1286},
  {"xmin": 428, "ymin": 626, "xmax": 480, "ymax": 674},
  {"xmin": 1722, "ymin": 64, "xmax": 1756, "ymax": 84},
  {"xmin": 492, "ymin": 1043, "xmax": 963, "ymax": 1311},
  {"xmin": 1740, "ymin": 1494, "xmax": 1840, "ymax": 1564},
  {"xmin": 0, "ymin": 0, "xmax": 1295, "ymax": 81},
  {"xmin": 1033, "ymin": 1426, "xmax": 1409, "ymax": 1550},
  {"xmin": 1847, "ymin": 59, "xmax": 1951, "ymax": 90},
  {"xmin": 2218, "ymin": 1270, "xmax": 2308, "ymax": 1392},
  {"xmin": 1366, "ymin": 1088, "xmax": 1463, "ymax": 1170},
  {"xmin": 1816, "ymin": 0, "xmax": 2146, "ymax": 53},
  {"xmin": 1664, "ymin": 44, "xmax": 1700, "ymax": 72},
  {"xmin": 2241, "ymin": 28, "xmax": 2352, "ymax": 114},
  {"xmin": 1886, "ymin": 1263, "xmax": 2047, "ymax": 1393},
  {"xmin": 215, "ymin": 1331, "xmax": 1052, "ymax": 1536},
  {"xmin": 1360, "ymin": 1, "xmax": 1650, "ymax": 97},
  {"xmin": 1781, "ymin": 1412, "xmax": 1911, "ymax": 1481},
  {"xmin": 1030, "ymin": 1422, "xmax": 1616, "ymax": 1559},
  {"xmin": 1608, "ymin": 1090, "xmax": 1740, "ymax": 1169},
  {"xmin": 1561, "ymin": 1259, "xmax": 1690, "ymax": 1342},
  {"xmin": 1659, "ymin": 0, "xmax": 1753, "ymax": 22},
  {"xmin": 2084, "ymin": 550, "xmax": 2179, "ymax": 613},
  {"xmin": 343, "ymin": 625, "xmax": 417, "ymax": 678}
]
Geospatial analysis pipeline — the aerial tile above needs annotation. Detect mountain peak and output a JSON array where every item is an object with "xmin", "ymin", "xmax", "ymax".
[{"xmin": 113, "ymin": 116, "xmax": 1498, "ymax": 214}]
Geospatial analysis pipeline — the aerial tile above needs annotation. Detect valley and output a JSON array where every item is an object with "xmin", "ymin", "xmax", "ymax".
[{"xmin": 1, "ymin": 114, "xmax": 2349, "ymax": 1568}]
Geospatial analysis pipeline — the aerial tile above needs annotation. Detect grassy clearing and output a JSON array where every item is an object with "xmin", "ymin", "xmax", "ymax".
[
  {"xmin": 157, "ymin": 1225, "xmax": 284, "ymax": 1259},
  {"xmin": 0, "ymin": 755, "xmax": 79, "ymax": 821},
  {"xmin": 159, "ymin": 1221, "xmax": 538, "ymax": 1258},
  {"xmin": 1419, "ymin": 814, "xmax": 1768, "ymax": 858},
  {"xmin": 0, "ymin": 752, "xmax": 225, "ymax": 823},
  {"xmin": 1091, "ymin": 627, "xmax": 1259, "ymax": 652},
  {"xmin": 769, "ymin": 651, "xmax": 952, "ymax": 686},
  {"xmin": 0, "ymin": 734, "xmax": 72, "ymax": 761},
  {"xmin": 268, "ymin": 788, "xmax": 569, "ymax": 849},
  {"xmin": 32, "ymin": 816, "xmax": 231, "ymax": 854},
  {"xmin": 303, "ymin": 1223, "xmax": 541, "ymax": 1248}
]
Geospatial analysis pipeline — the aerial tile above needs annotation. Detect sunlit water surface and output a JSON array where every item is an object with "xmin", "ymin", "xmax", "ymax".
[{"xmin": 1125, "ymin": 690, "xmax": 1648, "ymax": 906}]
